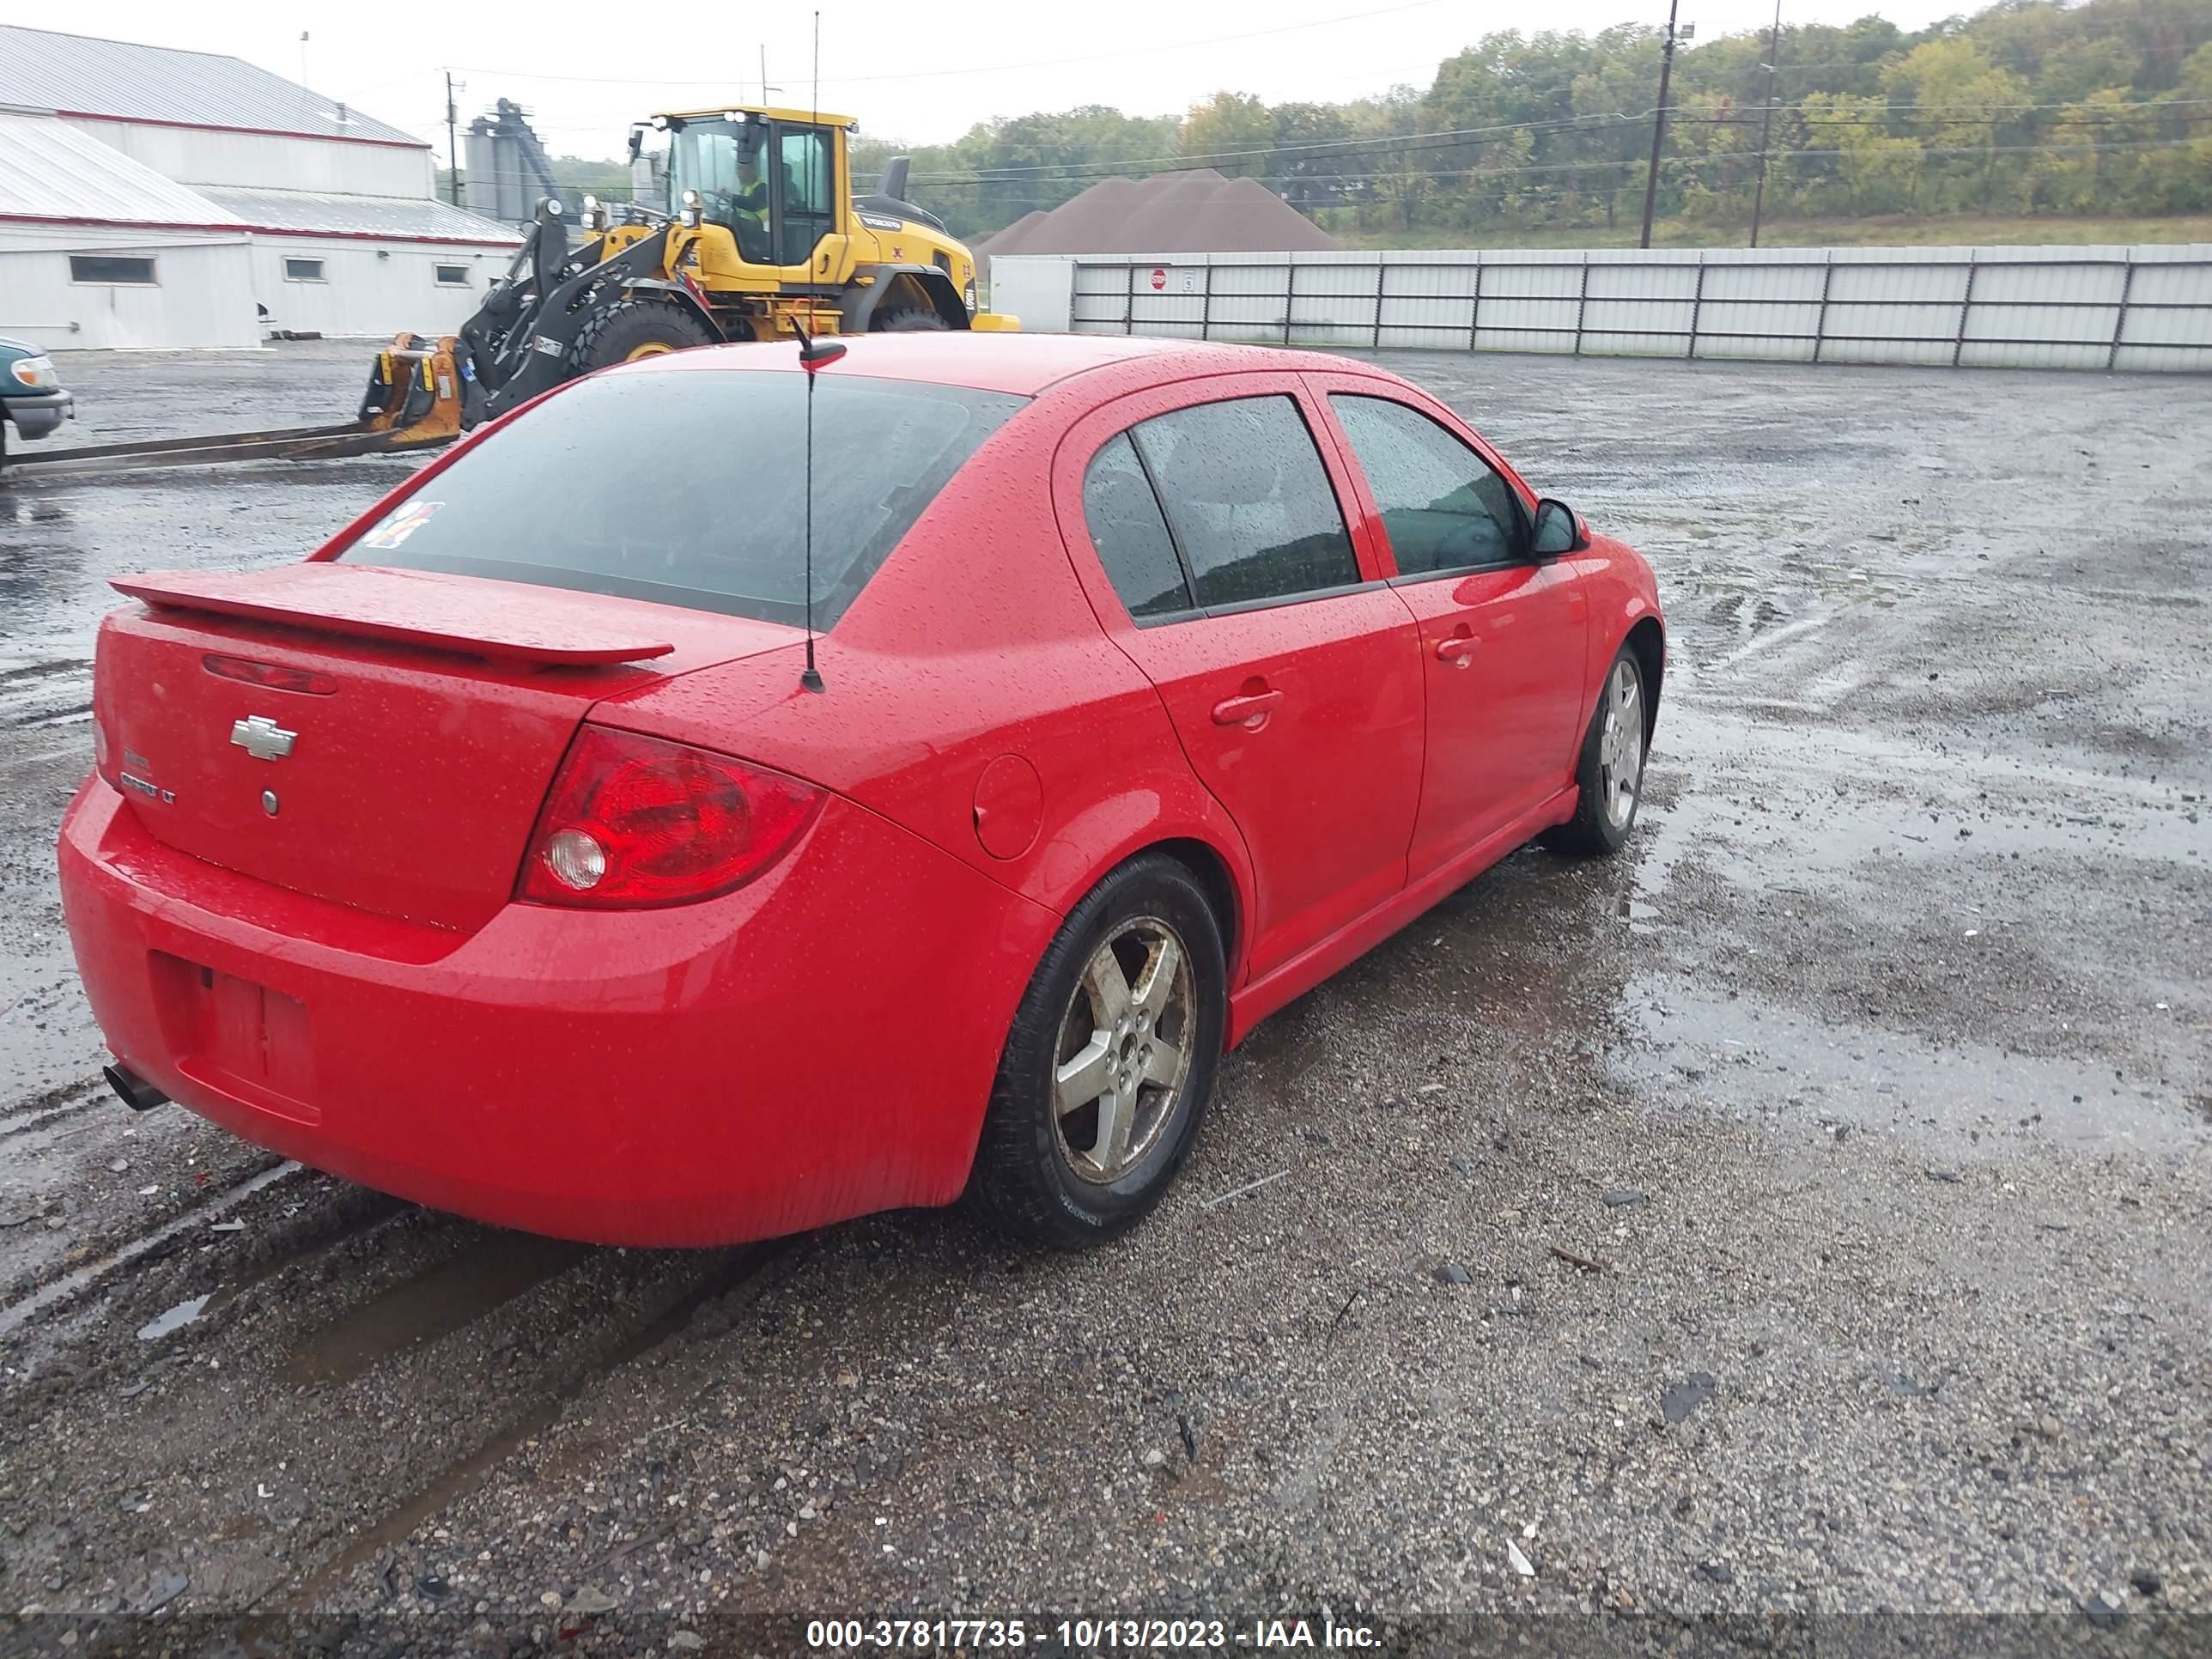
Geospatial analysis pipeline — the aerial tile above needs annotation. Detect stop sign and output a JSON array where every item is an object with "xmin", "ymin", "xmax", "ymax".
[{"xmin": 1149, "ymin": 268, "xmax": 1168, "ymax": 291}]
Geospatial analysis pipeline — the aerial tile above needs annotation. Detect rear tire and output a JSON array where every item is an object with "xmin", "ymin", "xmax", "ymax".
[
  {"xmin": 1542, "ymin": 646, "xmax": 1650, "ymax": 856},
  {"xmin": 571, "ymin": 301, "xmax": 717, "ymax": 372},
  {"xmin": 872, "ymin": 306, "xmax": 951, "ymax": 332},
  {"xmin": 963, "ymin": 855, "xmax": 1226, "ymax": 1250}
]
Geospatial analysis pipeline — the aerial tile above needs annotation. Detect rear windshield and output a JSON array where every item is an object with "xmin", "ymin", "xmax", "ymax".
[{"xmin": 345, "ymin": 367, "xmax": 1024, "ymax": 628}]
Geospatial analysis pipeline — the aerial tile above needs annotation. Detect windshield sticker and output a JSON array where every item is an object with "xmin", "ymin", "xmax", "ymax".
[{"xmin": 360, "ymin": 501, "xmax": 442, "ymax": 550}]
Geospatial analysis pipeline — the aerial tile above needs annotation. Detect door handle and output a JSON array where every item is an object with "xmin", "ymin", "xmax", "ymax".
[
  {"xmin": 1211, "ymin": 689, "xmax": 1284, "ymax": 727},
  {"xmin": 1435, "ymin": 635, "xmax": 1480, "ymax": 665}
]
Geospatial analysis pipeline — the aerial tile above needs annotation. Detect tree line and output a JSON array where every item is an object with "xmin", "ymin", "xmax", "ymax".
[{"xmin": 850, "ymin": 0, "xmax": 2212, "ymax": 241}]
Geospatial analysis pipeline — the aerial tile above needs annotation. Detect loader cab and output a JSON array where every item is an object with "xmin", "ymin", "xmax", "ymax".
[{"xmin": 665, "ymin": 106, "xmax": 846, "ymax": 282}]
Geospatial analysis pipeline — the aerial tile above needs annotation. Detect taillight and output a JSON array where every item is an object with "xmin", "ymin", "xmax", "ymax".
[{"xmin": 518, "ymin": 726, "xmax": 822, "ymax": 908}]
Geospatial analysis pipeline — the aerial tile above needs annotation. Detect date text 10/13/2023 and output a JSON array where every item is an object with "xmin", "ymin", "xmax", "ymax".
[{"xmin": 805, "ymin": 1619, "xmax": 1381, "ymax": 1650}]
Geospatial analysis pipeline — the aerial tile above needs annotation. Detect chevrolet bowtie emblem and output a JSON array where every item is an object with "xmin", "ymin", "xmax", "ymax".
[{"xmin": 229, "ymin": 714, "xmax": 297, "ymax": 762}]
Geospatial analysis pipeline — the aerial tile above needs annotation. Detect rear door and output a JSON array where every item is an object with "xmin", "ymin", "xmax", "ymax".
[
  {"xmin": 1055, "ymin": 376, "xmax": 1424, "ymax": 981},
  {"xmin": 1310, "ymin": 379, "xmax": 1588, "ymax": 878}
]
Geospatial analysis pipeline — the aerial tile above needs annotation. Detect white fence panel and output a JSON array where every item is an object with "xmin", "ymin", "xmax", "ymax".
[
  {"xmin": 1208, "ymin": 264, "xmax": 1287, "ymax": 295},
  {"xmin": 1012, "ymin": 242, "xmax": 2212, "ymax": 372}
]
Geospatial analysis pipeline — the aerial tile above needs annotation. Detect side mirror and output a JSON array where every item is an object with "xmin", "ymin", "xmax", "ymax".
[
  {"xmin": 1532, "ymin": 498, "xmax": 1589, "ymax": 558},
  {"xmin": 628, "ymin": 125, "xmax": 644, "ymax": 163}
]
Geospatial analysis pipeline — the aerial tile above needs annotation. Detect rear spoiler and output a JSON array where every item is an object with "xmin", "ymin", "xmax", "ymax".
[{"xmin": 110, "ymin": 564, "xmax": 676, "ymax": 667}]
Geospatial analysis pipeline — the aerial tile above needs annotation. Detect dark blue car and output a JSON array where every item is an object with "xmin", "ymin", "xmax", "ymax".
[{"xmin": 0, "ymin": 335, "xmax": 74, "ymax": 471}]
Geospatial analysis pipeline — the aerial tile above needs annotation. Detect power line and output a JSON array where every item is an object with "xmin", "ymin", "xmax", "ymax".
[
  {"xmin": 933, "ymin": 132, "xmax": 2210, "ymax": 205},
  {"xmin": 495, "ymin": 125, "xmax": 2207, "ymax": 223},
  {"xmin": 911, "ymin": 96, "xmax": 2212, "ymax": 184}
]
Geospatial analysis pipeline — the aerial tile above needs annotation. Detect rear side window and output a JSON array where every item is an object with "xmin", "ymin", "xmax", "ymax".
[
  {"xmin": 346, "ymin": 369, "xmax": 1024, "ymax": 627},
  {"xmin": 1131, "ymin": 396, "xmax": 1358, "ymax": 610},
  {"xmin": 1330, "ymin": 394, "xmax": 1524, "ymax": 574},
  {"xmin": 1081, "ymin": 434, "xmax": 1192, "ymax": 622}
]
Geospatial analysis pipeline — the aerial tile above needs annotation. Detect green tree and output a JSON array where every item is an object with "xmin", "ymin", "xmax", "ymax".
[
  {"xmin": 1804, "ymin": 91, "xmax": 1927, "ymax": 213},
  {"xmin": 1270, "ymin": 101, "xmax": 1355, "ymax": 212},
  {"xmin": 804, "ymin": 0, "xmax": 2212, "ymax": 248},
  {"xmin": 1181, "ymin": 93, "xmax": 1277, "ymax": 177},
  {"xmin": 1881, "ymin": 39, "xmax": 2033, "ymax": 210}
]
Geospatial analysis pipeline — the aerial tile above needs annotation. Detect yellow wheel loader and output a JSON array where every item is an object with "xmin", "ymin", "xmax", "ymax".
[{"xmin": 362, "ymin": 103, "xmax": 1016, "ymax": 434}]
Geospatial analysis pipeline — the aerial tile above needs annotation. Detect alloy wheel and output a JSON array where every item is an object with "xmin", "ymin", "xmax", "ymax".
[
  {"xmin": 1052, "ymin": 917, "xmax": 1194, "ymax": 1183},
  {"xmin": 1598, "ymin": 659, "xmax": 1644, "ymax": 830}
]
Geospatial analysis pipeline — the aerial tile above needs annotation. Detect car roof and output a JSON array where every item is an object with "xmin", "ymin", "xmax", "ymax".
[{"xmin": 630, "ymin": 333, "xmax": 1382, "ymax": 399}]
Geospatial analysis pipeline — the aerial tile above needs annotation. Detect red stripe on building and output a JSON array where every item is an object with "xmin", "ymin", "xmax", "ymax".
[{"xmin": 0, "ymin": 212, "xmax": 517, "ymax": 248}]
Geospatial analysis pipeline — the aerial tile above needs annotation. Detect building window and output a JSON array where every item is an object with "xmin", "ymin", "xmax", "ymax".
[
  {"xmin": 70, "ymin": 254, "xmax": 157, "ymax": 285},
  {"xmin": 283, "ymin": 257, "xmax": 326, "ymax": 282},
  {"xmin": 434, "ymin": 264, "xmax": 471, "ymax": 286}
]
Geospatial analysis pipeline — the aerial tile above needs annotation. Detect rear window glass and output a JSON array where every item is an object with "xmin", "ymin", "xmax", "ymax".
[
  {"xmin": 346, "ymin": 368, "xmax": 1024, "ymax": 628},
  {"xmin": 1081, "ymin": 433, "xmax": 1193, "ymax": 622}
]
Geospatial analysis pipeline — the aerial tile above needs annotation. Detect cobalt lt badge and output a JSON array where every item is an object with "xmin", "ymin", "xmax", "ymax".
[{"xmin": 229, "ymin": 715, "xmax": 296, "ymax": 762}]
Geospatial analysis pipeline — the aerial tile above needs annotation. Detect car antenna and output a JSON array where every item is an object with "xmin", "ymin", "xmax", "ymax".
[
  {"xmin": 792, "ymin": 317, "xmax": 842, "ymax": 695},
  {"xmin": 792, "ymin": 9, "xmax": 842, "ymax": 696}
]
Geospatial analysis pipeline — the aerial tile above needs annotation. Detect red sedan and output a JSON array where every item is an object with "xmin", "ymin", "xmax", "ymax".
[{"xmin": 58, "ymin": 335, "xmax": 1662, "ymax": 1249}]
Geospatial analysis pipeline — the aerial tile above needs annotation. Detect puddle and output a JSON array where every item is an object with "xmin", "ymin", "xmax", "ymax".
[
  {"xmin": 1611, "ymin": 976, "xmax": 2200, "ymax": 1152},
  {"xmin": 293, "ymin": 1241, "xmax": 783, "ymax": 1603},
  {"xmin": 137, "ymin": 1292, "xmax": 211, "ymax": 1341},
  {"xmin": 1617, "ymin": 698, "xmax": 2209, "ymax": 961},
  {"xmin": 110, "ymin": 1194, "xmax": 407, "ymax": 1356},
  {"xmin": 1607, "ymin": 699, "xmax": 2207, "ymax": 1155},
  {"xmin": 285, "ymin": 1231, "xmax": 592, "ymax": 1385}
]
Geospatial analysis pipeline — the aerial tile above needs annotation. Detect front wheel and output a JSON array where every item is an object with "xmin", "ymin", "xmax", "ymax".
[
  {"xmin": 872, "ymin": 307, "xmax": 951, "ymax": 332},
  {"xmin": 1542, "ymin": 647, "xmax": 1650, "ymax": 855},
  {"xmin": 571, "ymin": 300, "xmax": 717, "ymax": 372},
  {"xmin": 963, "ymin": 855, "xmax": 1226, "ymax": 1249}
]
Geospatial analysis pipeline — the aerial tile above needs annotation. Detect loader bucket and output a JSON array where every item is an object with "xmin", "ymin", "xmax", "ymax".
[{"xmin": 356, "ymin": 332, "xmax": 467, "ymax": 446}]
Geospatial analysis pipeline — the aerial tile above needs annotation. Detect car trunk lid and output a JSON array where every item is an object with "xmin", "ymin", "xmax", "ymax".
[{"xmin": 95, "ymin": 563, "xmax": 802, "ymax": 933}]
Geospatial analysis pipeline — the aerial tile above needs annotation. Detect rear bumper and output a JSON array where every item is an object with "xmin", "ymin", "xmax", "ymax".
[
  {"xmin": 58, "ymin": 779, "xmax": 1053, "ymax": 1245},
  {"xmin": 3, "ymin": 388, "xmax": 73, "ymax": 438}
]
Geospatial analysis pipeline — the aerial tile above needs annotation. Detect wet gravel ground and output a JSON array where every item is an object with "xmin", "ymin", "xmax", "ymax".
[{"xmin": 0, "ymin": 343, "xmax": 2204, "ymax": 1656}]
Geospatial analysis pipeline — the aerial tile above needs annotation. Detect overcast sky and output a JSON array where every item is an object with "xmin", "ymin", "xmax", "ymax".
[{"xmin": 8, "ymin": 0, "xmax": 1970, "ymax": 155}]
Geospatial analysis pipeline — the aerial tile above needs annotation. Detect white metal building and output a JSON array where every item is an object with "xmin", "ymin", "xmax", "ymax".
[{"xmin": 0, "ymin": 24, "xmax": 519, "ymax": 351}]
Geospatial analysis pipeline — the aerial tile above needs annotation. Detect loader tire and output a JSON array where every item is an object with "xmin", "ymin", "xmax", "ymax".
[
  {"xmin": 571, "ymin": 301, "xmax": 717, "ymax": 373},
  {"xmin": 872, "ymin": 307, "xmax": 951, "ymax": 332}
]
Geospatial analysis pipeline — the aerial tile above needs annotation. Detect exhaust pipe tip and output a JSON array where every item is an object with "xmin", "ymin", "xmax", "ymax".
[{"xmin": 102, "ymin": 1063, "xmax": 170, "ymax": 1114}]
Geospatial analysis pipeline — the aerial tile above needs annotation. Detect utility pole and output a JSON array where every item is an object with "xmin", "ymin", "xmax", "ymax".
[
  {"xmin": 445, "ymin": 72, "xmax": 462, "ymax": 207},
  {"xmin": 1638, "ymin": 0, "xmax": 1686, "ymax": 250},
  {"xmin": 1747, "ymin": 0, "xmax": 1783, "ymax": 246}
]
